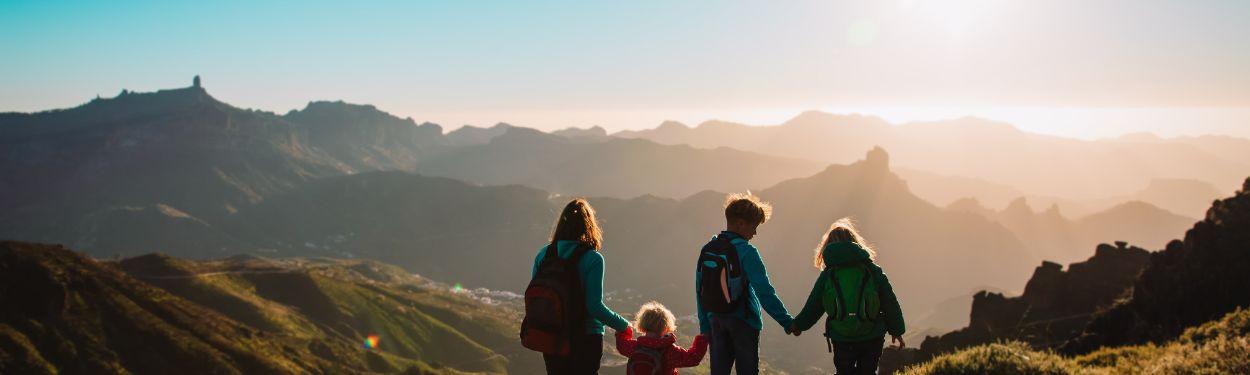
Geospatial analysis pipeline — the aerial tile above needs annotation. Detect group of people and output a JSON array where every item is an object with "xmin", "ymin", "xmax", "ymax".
[{"xmin": 521, "ymin": 194, "xmax": 906, "ymax": 375}]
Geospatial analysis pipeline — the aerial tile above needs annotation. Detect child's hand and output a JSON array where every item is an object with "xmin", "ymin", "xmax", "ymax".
[
  {"xmin": 891, "ymin": 335, "xmax": 906, "ymax": 349},
  {"xmin": 616, "ymin": 326, "xmax": 633, "ymax": 339},
  {"xmin": 786, "ymin": 323, "xmax": 802, "ymax": 336}
]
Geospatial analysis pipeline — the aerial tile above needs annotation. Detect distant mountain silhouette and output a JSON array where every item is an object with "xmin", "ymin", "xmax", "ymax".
[
  {"xmin": 895, "ymin": 167, "xmax": 1025, "ymax": 209},
  {"xmin": 445, "ymin": 123, "xmax": 516, "ymax": 146},
  {"xmin": 1016, "ymin": 177, "xmax": 1228, "ymax": 219},
  {"xmin": 616, "ymin": 112, "xmax": 1250, "ymax": 203},
  {"xmin": 0, "ymin": 86, "xmax": 384, "ymax": 254},
  {"xmin": 0, "ymin": 83, "xmax": 830, "ymax": 232},
  {"xmin": 551, "ymin": 125, "xmax": 610, "ymax": 142},
  {"xmin": 0, "ymin": 241, "xmax": 538, "ymax": 373},
  {"xmin": 1103, "ymin": 178, "xmax": 1226, "ymax": 218},
  {"xmin": 946, "ymin": 197, "xmax": 1194, "ymax": 264},
  {"xmin": 413, "ymin": 127, "xmax": 826, "ymax": 199}
]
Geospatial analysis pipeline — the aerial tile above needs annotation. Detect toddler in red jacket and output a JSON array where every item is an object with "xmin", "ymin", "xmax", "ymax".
[{"xmin": 616, "ymin": 301, "xmax": 708, "ymax": 374}]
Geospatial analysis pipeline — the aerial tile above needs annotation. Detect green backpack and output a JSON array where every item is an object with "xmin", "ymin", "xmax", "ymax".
[{"xmin": 821, "ymin": 262, "xmax": 881, "ymax": 339}]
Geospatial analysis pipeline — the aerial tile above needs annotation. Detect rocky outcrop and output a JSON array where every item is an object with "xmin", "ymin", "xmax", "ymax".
[
  {"xmin": 881, "ymin": 241, "xmax": 1151, "ymax": 373},
  {"xmin": 1062, "ymin": 177, "xmax": 1250, "ymax": 353}
]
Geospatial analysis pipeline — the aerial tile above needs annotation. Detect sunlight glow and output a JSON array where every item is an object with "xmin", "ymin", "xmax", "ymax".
[{"xmin": 901, "ymin": 0, "xmax": 1010, "ymax": 39}]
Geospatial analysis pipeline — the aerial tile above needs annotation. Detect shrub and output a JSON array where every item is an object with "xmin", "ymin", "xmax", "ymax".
[{"xmin": 901, "ymin": 341, "xmax": 1076, "ymax": 375}]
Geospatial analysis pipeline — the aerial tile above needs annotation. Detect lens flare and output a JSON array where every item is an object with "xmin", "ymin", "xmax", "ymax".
[
  {"xmin": 453, "ymin": 283, "xmax": 463, "ymax": 292},
  {"xmin": 363, "ymin": 334, "xmax": 380, "ymax": 349}
]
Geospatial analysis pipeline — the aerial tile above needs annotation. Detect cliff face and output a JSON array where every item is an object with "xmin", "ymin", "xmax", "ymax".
[
  {"xmin": 1063, "ymin": 178, "xmax": 1250, "ymax": 353},
  {"xmin": 881, "ymin": 242, "xmax": 1151, "ymax": 373}
]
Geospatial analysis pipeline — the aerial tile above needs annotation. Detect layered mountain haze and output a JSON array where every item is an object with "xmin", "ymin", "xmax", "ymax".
[
  {"xmin": 616, "ymin": 112, "xmax": 1250, "ymax": 204},
  {"xmin": 3, "ymin": 79, "xmax": 1246, "ymax": 374},
  {"xmin": 946, "ymin": 197, "xmax": 1195, "ymax": 264},
  {"xmin": 414, "ymin": 127, "xmax": 825, "ymax": 199}
]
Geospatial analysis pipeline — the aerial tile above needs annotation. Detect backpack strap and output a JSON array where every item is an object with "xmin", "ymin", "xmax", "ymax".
[
  {"xmin": 542, "ymin": 242, "xmax": 559, "ymax": 263},
  {"xmin": 545, "ymin": 241, "xmax": 593, "ymax": 263},
  {"xmin": 570, "ymin": 242, "xmax": 593, "ymax": 260},
  {"xmin": 854, "ymin": 263, "xmax": 873, "ymax": 322},
  {"xmin": 828, "ymin": 266, "xmax": 847, "ymax": 320}
]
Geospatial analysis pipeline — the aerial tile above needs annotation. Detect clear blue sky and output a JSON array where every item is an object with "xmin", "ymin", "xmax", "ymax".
[{"xmin": 3, "ymin": 0, "xmax": 1248, "ymax": 137}]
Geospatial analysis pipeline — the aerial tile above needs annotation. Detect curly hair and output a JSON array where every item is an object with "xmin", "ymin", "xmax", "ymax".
[{"xmin": 634, "ymin": 301, "xmax": 676, "ymax": 335}]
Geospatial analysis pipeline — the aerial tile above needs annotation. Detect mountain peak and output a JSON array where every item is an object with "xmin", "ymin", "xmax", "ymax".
[
  {"xmin": 865, "ymin": 146, "xmax": 890, "ymax": 171},
  {"xmin": 1004, "ymin": 197, "xmax": 1033, "ymax": 214},
  {"xmin": 658, "ymin": 120, "xmax": 688, "ymax": 130}
]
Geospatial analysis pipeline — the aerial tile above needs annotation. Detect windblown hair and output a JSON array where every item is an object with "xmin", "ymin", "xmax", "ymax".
[
  {"xmin": 551, "ymin": 198, "xmax": 603, "ymax": 250},
  {"xmin": 724, "ymin": 192, "xmax": 772, "ymax": 225},
  {"xmin": 634, "ymin": 301, "xmax": 676, "ymax": 335},
  {"xmin": 813, "ymin": 217, "xmax": 877, "ymax": 270}
]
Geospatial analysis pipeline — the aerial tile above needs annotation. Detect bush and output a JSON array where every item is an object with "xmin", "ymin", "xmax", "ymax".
[
  {"xmin": 1146, "ymin": 336, "xmax": 1250, "ymax": 374},
  {"xmin": 903, "ymin": 309, "xmax": 1250, "ymax": 375},
  {"xmin": 1179, "ymin": 307, "xmax": 1250, "ymax": 344},
  {"xmin": 901, "ymin": 341, "xmax": 1075, "ymax": 375},
  {"xmin": 1072, "ymin": 344, "xmax": 1160, "ymax": 374}
]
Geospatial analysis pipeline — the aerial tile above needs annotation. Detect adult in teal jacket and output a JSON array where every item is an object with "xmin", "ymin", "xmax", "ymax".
[
  {"xmin": 531, "ymin": 199, "xmax": 629, "ymax": 375},
  {"xmin": 792, "ymin": 219, "xmax": 905, "ymax": 374},
  {"xmin": 696, "ymin": 194, "xmax": 794, "ymax": 375}
]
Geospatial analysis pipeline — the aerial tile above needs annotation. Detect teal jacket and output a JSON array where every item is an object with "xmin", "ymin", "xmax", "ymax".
[
  {"xmin": 792, "ymin": 241, "xmax": 905, "ymax": 342},
  {"xmin": 531, "ymin": 240, "xmax": 630, "ymax": 335},
  {"xmin": 696, "ymin": 231, "xmax": 795, "ymax": 333}
]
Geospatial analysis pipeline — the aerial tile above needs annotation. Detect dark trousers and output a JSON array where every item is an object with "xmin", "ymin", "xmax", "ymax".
[
  {"xmin": 542, "ymin": 333, "xmax": 603, "ymax": 375},
  {"xmin": 831, "ymin": 336, "xmax": 885, "ymax": 375},
  {"xmin": 710, "ymin": 316, "xmax": 760, "ymax": 375}
]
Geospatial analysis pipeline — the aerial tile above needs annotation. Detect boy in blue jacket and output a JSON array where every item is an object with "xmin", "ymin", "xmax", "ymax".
[{"xmin": 695, "ymin": 193, "xmax": 794, "ymax": 375}]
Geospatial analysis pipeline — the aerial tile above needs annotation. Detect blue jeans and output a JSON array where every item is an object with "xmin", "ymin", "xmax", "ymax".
[{"xmin": 710, "ymin": 315, "xmax": 760, "ymax": 375}]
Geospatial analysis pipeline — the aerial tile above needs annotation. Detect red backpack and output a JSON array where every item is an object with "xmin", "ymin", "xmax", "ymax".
[
  {"xmin": 626, "ymin": 346, "xmax": 666, "ymax": 375},
  {"xmin": 520, "ymin": 243, "xmax": 590, "ymax": 355}
]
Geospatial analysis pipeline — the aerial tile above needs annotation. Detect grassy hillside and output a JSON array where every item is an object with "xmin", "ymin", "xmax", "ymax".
[
  {"xmin": 900, "ymin": 308, "xmax": 1250, "ymax": 374},
  {"xmin": 0, "ymin": 241, "xmax": 542, "ymax": 374}
]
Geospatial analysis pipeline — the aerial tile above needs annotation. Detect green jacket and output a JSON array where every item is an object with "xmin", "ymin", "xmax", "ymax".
[
  {"xmin": 531, "ymin": 241, "xmax": 630, "ymax": 335},
  {"xmin": 792, "ymin": 241, "xmax": 905, "ymax": 342}
]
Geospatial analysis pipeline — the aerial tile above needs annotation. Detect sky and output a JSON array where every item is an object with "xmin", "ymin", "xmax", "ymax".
[{"xmin": 2, "ymin": 0, "xmax": 1248, "ymax": 139}]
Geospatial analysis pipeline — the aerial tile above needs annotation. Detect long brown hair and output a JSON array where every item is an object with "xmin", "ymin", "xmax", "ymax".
[
  {"xmin": 551, "ymin": 198, "xmax": 603, "ymax": 250},
  {"xmin": 813, "ymin": 217, "xmax": 876, "ymax": 270}
]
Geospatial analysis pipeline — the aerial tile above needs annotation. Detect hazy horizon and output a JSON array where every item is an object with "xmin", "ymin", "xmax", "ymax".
[{"xmin": 4, "ymin": 0, "xmax": 1249, "ymax": 139}]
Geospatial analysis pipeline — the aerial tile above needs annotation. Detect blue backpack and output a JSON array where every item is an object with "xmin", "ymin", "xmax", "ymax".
[{"xmin": 697, "ymin": 235, "xmax": 746, "ymax": 313}]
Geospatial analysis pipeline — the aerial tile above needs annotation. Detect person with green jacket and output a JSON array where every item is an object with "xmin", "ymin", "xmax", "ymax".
[{"xmin": 790, "ymin": 218, "xmax": 905, "ymax": 374}]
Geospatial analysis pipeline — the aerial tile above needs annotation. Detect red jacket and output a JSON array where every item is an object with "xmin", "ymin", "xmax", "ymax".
[{"xmin": 615, "ymin": 327, "xmax": 708, "ymax": 374}]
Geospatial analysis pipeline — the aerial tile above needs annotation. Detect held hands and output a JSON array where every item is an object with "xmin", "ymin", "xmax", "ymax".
[
  {"xmin": 890, "ymin": 334, "xmax": 906, "ymax": 349},
  {"xmin": 785, "ymin": 323, "xmax": 802, "ymax": 337}
]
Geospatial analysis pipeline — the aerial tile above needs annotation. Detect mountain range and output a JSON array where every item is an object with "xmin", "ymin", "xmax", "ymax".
[
  {"xmin": 3, "ymin": 80, "xmax": 1246, "ymax": 374},
  {"xmin": 947, "ymin": 197, "xmax": 1195, "ymax": 264},
  {"xmin": 615, "ymin": 112, "xmax": 1250, "ymax": 204},
  {"xmin": 881, "ymin": 177, "xmax": 1250, "ymax": 373}
]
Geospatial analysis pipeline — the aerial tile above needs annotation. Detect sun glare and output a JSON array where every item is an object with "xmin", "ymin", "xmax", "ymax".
[{"xmin": 901, "ymin": 0, "xmax": 1008, "ymax": 39}]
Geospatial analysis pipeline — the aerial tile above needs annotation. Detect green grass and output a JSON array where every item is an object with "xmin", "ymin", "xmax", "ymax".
[
  {"xmin": 117, "ymin": 254, "xmax": 525, "ymax": 373},
  {"xmin": 903, "ymin": 309, "xmax": 1250, "ymax": 375}
]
